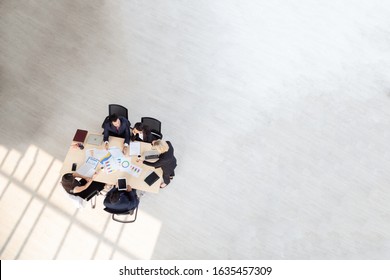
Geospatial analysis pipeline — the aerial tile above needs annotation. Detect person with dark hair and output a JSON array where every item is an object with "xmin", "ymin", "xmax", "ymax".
[
  {"xmin": 142, "ymin": 140, "xmax": 177, "ymax": 189},
  {"xmin": 60, "ymin": 172, "xmax": 105, "ymax": 199},
  {"xmin": 131, "ymin": 122, "xmax": 153, "ymax": 143},
  {"xmin": 103, "ymin": 113, "xmax": 131, "ymax": 154},
  {"xmin": 103, "ymin": 185, "xmax": 139, "ymax": 213}
]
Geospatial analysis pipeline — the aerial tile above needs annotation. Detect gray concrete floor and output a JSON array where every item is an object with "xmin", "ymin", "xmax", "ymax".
[{"xmin": 1, "ymin": 0, "xmax": 390, "ymax": 259}]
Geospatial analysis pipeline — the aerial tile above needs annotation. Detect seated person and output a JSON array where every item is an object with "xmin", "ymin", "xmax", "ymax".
[
  {"xmin": 103, "ymin": 185, "xmax": 139, "ymax": 213},
  {"xmin": 103, "ymin": 113, "xmax": 131, "ymax": 154},
  {"xmin": 142, "ymin": 140, "xmax": 177, "ymax": 189},
  {"xmin": 131, "ymin": 122, "xmax": 153, "ymax": 143},
  {"xmin": 61, "ymin": 172, "xmax": 105, "ymax": 200}
]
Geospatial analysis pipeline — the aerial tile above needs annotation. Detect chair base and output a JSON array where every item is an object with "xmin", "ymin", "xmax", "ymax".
[{"xmin": 112, "ymin": 207, "xmax": 138, "ymax": 223}]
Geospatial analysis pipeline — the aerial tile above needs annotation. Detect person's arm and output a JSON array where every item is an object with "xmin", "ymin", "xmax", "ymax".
[
  {"xmin": 124, "ymin": 120, "xmax": 131, "ymax": 145},
  {"xmin": 127, "ymin": 189, "xmax": 139, "ymax": 208},
  {"xmin": 146, "ymin": 131, "xmax": 154, "ymax": 143},
  {"xmin": 73, "ymin": 172, "xmax": 90, "ymax": 180},
  {"xmin": 143, "ymin": 155, "xmax": 170, "ymax": 168},
  {"xmin": 142, "ymin": 158, "xmax": 160, "ymax": 168},
  {"xmin": 72, "ymin": 179, "xmax": 93, "ymax": 194},
  {"xmin": 72, "ymin": 172, "xmax": 98, "ymax": 193},
  {"xmin": 103, "ymin": 122, "xmax": 111, "ymax": 144}
]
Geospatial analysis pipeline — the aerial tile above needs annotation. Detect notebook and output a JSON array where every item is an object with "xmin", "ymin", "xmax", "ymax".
[
  {"xmin": 73, "ymin": 129, "xmax": 88, "ymax": 143},
  {"xmin": 87, "ymin": 134, "xmax": 103, "ymax": 146},
  {"xmin": 144, "ymin": 171, "xmax": 160, "ymax": 186}
]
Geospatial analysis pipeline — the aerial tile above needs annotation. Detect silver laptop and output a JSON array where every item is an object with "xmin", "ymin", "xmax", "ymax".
[
  {"xmin": 144, "ymin": 150, "xmax": 159, "ymax": 160},
  {"xmin": 86, "ymin": 134, "xmax": 103, "ymax": 146}
]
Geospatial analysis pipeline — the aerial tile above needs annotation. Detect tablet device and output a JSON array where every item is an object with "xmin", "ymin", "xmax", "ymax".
[
  {"xmin": 144, "ymin": 172, "xmax": 159, "ymax": 186},
  {"xmin": 118, "ymin": 178, "xmax": 127, "ymax": 191}
]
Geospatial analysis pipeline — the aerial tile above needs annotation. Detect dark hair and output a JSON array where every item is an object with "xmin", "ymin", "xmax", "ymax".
[
  {"xmin": 109, "ymin": 190, "xmax": 121, "ymax": 203},
  {"xmin": 109, "ymin": 113, "xmax": 119, "ymax": 122},
  {"xmin": 61, "ymin": 173, "xmax": 76, "ymax": 194},
  {"xmin": 133, "ymin": 122, "xmax": 144, "ymax": 131},
  {"xmin": 134, "ymin": 122, "xmax": 150, "ymax": 133}
]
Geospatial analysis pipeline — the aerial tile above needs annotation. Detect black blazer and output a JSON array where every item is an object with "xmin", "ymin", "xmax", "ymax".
[
  {"xmin": 72, "ymin": 179, "xmax": 105, "ymax": 200},
  {"xmin": 103, "ymin": 116, "xmax": 131, "ymax": 144},
  {"xmin": 143, "ymin": 141, "xmax": 177, "ymax": 184},
  {"xmin": 103, "ymin": 188, "xmax": 139, "ymax": 213}
]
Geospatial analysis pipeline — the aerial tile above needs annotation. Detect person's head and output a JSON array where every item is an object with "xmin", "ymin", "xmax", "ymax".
[
  {"xmin": 109, "ymin": 191, "xmax": 121, "ymax": 204},
  {"xmin": 152, "ymin": 139, "xmax": 169, "ymax": 154},
  {"xmin": 109, "ymin": 185, "xmax": 132, "ymax": 203},
  {"xmin": 61, "ymin": 173, "xmax": 76, "ymax": 193},
  {"xmin": 132, "ymin": 122, "xmax": 146, "ymax": 134},
  {"xmin": 109, "ymin": 114, "xmax": 121, "ymax": 128}
]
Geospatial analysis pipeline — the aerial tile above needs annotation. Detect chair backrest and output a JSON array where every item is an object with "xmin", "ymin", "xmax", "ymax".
[
  {"xmin": 141, "ymin": 117, "xmax": 163, "ymax": 140},
  {"xmin": 109, "ymin": 104, "xmax": 128, "ymax": 120},
  {"xmin": 101, "ymin": 115, "xmax": 109, "ymax": 129}
]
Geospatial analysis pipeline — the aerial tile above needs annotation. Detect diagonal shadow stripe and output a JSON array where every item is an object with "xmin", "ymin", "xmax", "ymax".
[{"xmin": 0, "ymin": 161, "xmax": 140, "ymax": 259}]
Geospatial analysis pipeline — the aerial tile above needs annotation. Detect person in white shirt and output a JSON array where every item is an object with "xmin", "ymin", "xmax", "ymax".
[{"xmin": 131, "ymin": 122, "xmax": 153, "ymax": 143}]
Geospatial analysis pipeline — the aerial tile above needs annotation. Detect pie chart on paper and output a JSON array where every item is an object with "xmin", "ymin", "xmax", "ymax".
[{"xmin": 121, "ymin": 160, "xmax": 130, "ymax": 168}]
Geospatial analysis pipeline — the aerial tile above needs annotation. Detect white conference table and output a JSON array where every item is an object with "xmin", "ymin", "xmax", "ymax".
[{"xmin": 60, "ymin": 133, "xmax": 162, "ymax": 193}]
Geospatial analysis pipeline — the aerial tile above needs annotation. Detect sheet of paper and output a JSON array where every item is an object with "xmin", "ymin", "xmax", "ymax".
[
  {"xmin": 92, "ymin": 149, "xmax": 111, "ymax": 162},
  {"xmin": 120, "ymin": 160, "xmax": 142, "ymax": 177},
  {"xmin": 103, "ymin": 157, "xmax": 119, "ymax": 174},
  {"xmin": 109, "ymin": 146, "xmax": 123, "ymax": 159},
  {"xmin": 129, "ymin": 141, "xmax": 141, "ymax": 156},
  {"xmin": 76, "ymin": 156, "xmax": 99, "ymax": 177}
]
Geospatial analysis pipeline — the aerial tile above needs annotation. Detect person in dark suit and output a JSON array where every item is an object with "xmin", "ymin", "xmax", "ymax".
[
  {"xmin": 103, "ymin": 113, "xmax": 131, "ymax": 154},
  {"xmin": 103, "ymin": 186, "xmax": 139, "ymax": 213},
  {"xmin": 131, "ymin": 122, "xmax": 153, "ymax": 143},
  {"xmin": 142, "ymin": 140, "xmax": 177, "ymax": 188},
  {"xmin": 61, "ymin": 172, "xmax": 105, "ymax": 199}
]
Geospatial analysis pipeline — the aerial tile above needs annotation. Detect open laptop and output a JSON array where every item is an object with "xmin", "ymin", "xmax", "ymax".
[
  {"xmin": 144, "ymin": 150, "xmax": 159, "ymax": 160},
  {"xmin": 86, "ymin": 134, "xmax": 103, "ymax": 146}
]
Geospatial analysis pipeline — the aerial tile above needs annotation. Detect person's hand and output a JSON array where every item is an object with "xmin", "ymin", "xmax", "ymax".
[
  {"xmin": 88, "ymin": 171, "xmax": 99, "ymax": 181},
  {"xmin": 105, "ymin": 142, "xmax": 109, "ymax": 150},
  {"xmin": 122, "ymin": 145, "xmax": 128, "ymax": 155}
]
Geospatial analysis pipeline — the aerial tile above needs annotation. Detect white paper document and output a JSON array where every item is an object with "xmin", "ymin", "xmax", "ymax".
[
  {"xmin": 76, "ymin": 156, "xmax": 99, "ymax": 177},
  {"xmin": 109, "ymin": 146, "xmax": 123, "ymax": 159},
  {"xmin": 129, "ymin": 141, "xmax": 141, "ymax": 156}
]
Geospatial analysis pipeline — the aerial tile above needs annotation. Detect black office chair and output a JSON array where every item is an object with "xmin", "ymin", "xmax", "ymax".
[
  {"xmin": 84, "ymin": 190, "xmax": 101, "ymax": 209},
  {"xmin": 109, "ymin": 104, "xmax": 128, "ymax": 119},
  {"xmin": 80, "ymin": 182, "xmax": 105, "ymax": 209},
  {"xmin": 101, "ymin": 104, "xmax": 130, "ymax": 129},
  {"xmin": 141, "ymin": 117, "xmax": 163, "ymax": 140},
  {"xmin": 103, "ymin": 188, "xmax": 140, "ymax": 223},
  {"xmin": 67, "ymin": 186, "xmax": 103, "ymax": 209},
  {"xmin": 104, "ymin": 206, "xmax": 139, "ymax": 223}
]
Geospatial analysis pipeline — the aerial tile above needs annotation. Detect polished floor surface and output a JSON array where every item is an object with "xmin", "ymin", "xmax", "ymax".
[{"xmin": 1, "ymin": 0, "xmax": 390, "ymax": 259}]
